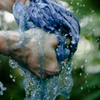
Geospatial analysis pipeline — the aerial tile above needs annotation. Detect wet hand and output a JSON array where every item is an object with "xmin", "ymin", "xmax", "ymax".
[
  {"xmin": 0, "ymin": 0, "xmax": 69, "ymax": 12},
  {"xmin": 0, "ymin": 29, "xmax": 70, "ymax": 79},
  {"xmin": 1, "ymin": 29, "xmax": 60, "ymax": 79},
  {"xmin": 0, "ymin": 0, "xmax": 27, "ymax": 12}
]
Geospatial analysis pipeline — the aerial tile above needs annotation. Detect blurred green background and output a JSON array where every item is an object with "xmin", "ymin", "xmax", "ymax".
[{"xmin": 0, "ymin": 0, "xmax": 100, "ymax": 100}]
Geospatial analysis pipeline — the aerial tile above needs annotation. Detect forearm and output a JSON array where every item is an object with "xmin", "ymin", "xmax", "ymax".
[
  {"xmin": 0, "ymin": 0, "xmax": 27, "ymax": 13},
  {"xmin": 0, "ymin": 31, "xmax": 9, "ymax": 54},
  {"xmin": 0, "ymin": 0, "xmax": 14, "ymax": 12},
  {"xmin": 0, "ymin": 31, "xmax": 20, "ymax": 54}
]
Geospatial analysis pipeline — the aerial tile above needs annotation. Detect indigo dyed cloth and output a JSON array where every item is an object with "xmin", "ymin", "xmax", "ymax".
[{"xmin": 13, "ymin": 0, "xmax": 80, "ymax": 62}]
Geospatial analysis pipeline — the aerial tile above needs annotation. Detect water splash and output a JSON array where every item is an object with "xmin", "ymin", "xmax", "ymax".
[
  {"xmin": 9, "ymin": 0, "xmax": 74, "ymax": 99},
  {"xmin": 9, "ymin": 56, "xmax": 73, "ymax": 100},
  {"xmin": 0, "ymin": 81, "xmax": 7, "ymax": 95}
]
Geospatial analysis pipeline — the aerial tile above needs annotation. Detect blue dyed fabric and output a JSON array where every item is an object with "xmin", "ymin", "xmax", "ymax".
[{"xmin": 13, "ymin": 0, "xmax": 80, "ymax": 62}]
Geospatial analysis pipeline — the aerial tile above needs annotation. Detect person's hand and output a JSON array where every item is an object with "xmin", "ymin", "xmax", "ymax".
[
  {"xmin": 0, "ymin": 0, "xmax": 27, "ymax": 12},
  {"xmin": 0, "ymin": 0, "xmax": 69, "ymax": 12},
  {"xmin": 0, "ymin": 29, "xmax": 59, "ymax": 79},
  {"xmin": 0, "ymin": 0, "xmax": 70, "ymax": 79},
  {"xmin": 0, "ymin": 29, "xmax": 70, "ymax": 79}
]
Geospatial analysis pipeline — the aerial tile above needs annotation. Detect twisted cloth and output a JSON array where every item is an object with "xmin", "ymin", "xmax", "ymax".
[{"xmin": 13, "ymin": 0, "xmax": 80, "ymax": 62}]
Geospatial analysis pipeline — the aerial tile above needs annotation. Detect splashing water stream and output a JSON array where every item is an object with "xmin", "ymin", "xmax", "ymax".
[
  {"xmin": 0, "ymin": 81, "xmax": 7, "ymax": 96},
  {"xmin": 8, "ymin": 0, "xmax": 77, "ymax": 100},
  {"xmin": 10, "ymin": 57, "xmax": 73, "ymax": 100}
]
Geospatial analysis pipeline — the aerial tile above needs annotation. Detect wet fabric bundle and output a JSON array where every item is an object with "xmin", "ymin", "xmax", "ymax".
[
  {"xmin": 13, "ymin": 0, "xmax": 80, "ymax": 62},
  {"xmin": 11, "ymin": 0, "xmax": 80, "ymax": 99}
]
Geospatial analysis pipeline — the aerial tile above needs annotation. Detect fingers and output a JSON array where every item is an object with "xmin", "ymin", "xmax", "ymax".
[
  {"xmin": 0, "ymin": 0, "xmax": 27, "ymax": 13},
  {"xmin": 44, "ymin": 61, "xmax": 58, "ymax": 75},
  {"xmin": 0, "ymin": 0, "xmax": 15, "ymax": 13},
  {"xmin": 29, "ymin": 68, "xmax": 48, "ymax": 79},
  {"xmin": 26, "ymin": 32, "xmax": 59, "ymax": 78},
  {"xmin": 43, "ymin": 34, "xmax": 59, "ymax": 75},
  {"xmin": 57, "ymin": 0, "xmax": 69, "ymax": 8},
  {"xmin": 0, "ymin": 29, "xmax": 70, "ymax": 79}
]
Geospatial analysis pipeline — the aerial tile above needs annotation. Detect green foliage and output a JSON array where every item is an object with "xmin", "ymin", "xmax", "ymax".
[{"xmin": 57, "ymin": 0, "xmax": 100, "ymax": 100}]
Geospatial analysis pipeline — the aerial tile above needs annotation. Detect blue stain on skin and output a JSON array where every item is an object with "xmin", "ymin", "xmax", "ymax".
[{"xmin": 10, "ymin": 0, "xmax": 80, "ymax": 100}]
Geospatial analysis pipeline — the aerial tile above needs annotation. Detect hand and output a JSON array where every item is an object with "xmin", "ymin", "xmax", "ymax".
[
  {"xmin": 0, "ymin": 0, "xmax": 69, "ymax": 12},
  {"xmin": 0, "ymin": 0, "xmax": 27, "ymax": 12},
  {"xmin": 0, "ymin": 0, "xmax": 70, "ymax": 79},
  {"xmin": 0, "ymin": 29, "xmax": 60, "ymax": 79},
  {"xmin": 0, "ymin": 28, "xmax": 70, "ymax": 79}
]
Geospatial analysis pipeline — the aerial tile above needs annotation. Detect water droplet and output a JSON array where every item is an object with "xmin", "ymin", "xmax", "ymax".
[
  {"xmin": 62, "ymin": 66, "xmax": 64, "ymax": 69},
  {"xmin": 68, "ymin": 71, "xmax": 71, "ymax": 74},
  {"xmin": 20, "ymin": 71, "xmax": 24, "ymax": 76},
  {"xmin": 77, "ymin": 3, "xmax": 79, "ymax": 5},
  {"xmin": 99, "ymin": 18, "xmax": 100, "ymax": 21},
  {"xmin": 68, "ymin": 67, "xmax": 70, "ymax": 70},
  {"xmin": 67, "ymin": 46, "xmax": 69, "ymax": 48},
  {"xmin": 80, "ymin": 4, "xmax": 82, "ymax": 7},
  {"xmin": 9, "ymin": 74, "xmax": 13, "ymax": 78},
  {"xmin": 85, "ymin": 76, "xmax": 87, "ymax": 78},
  {"xmin": 58, "ymin": 29, "xmax": 61, "ymax": 32},
  {"xmin": 71, "ymin": 62, "xmax": 73, "ymax": 66},
  {"xmin": 87, "ymin": 73, "xmax": 89, "ymax": 76},
  {"xmin": 80, "ymin": 73, "xmax": 82, "ymax": 76},
  {"xmin": 85, "ymin": 81, "xmax": 87, "ymax": 83},
  {"xmin": 71, "ymin": 40, "xmax": 75, "ymax": 44},
  {"xmin": 0, "ymin": 81, "xmax": 7, "ymax": 95},
  {"xmin": 9, "ymin": 59, "xmax": 17, "ymax": 69},
  {"xmin": 12, "ymin": 79, "xmax": 15, "ymax": 82},
  {"xmin": 19, "ymin": 68, "xmax": 22, "ymax": 71},
  {"xmin": 91, "ymin": 10, "xmax": 94, "ymax": 12},
  {"xmin": 74, "ymin": 66, "xmax": 76, "ymax": 69},
  {"xmin": 58, "ymin": 53, "xmax": 60, "ymax": 56},
  {"xmin": 93, "ymin": 29, "xmax": 95, "ymax": 31},
  {"xmin": 76, "ymin": 9, "xmax": 79, "ymax": 14},
  {"xmin": 81, "ymin": 65, "xmax": 84, "ymax": 69},
  {"xmin": 69, "ymin": 32, "xmax": 72, "ymax": 36},
  {"xmin": 85, "ymin": 59, "xmax": 87, "ymax": 62},
  {"xmin": 81, "ymin": 87, "xmax": 83, "ymax": 90},
  {"xmin": 65, "ymin": 34, "xmax": 68, "ymax": 37},
  {"xmin": 65, "ymin": 77, "xmax": 68, "ymax": 80}
]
